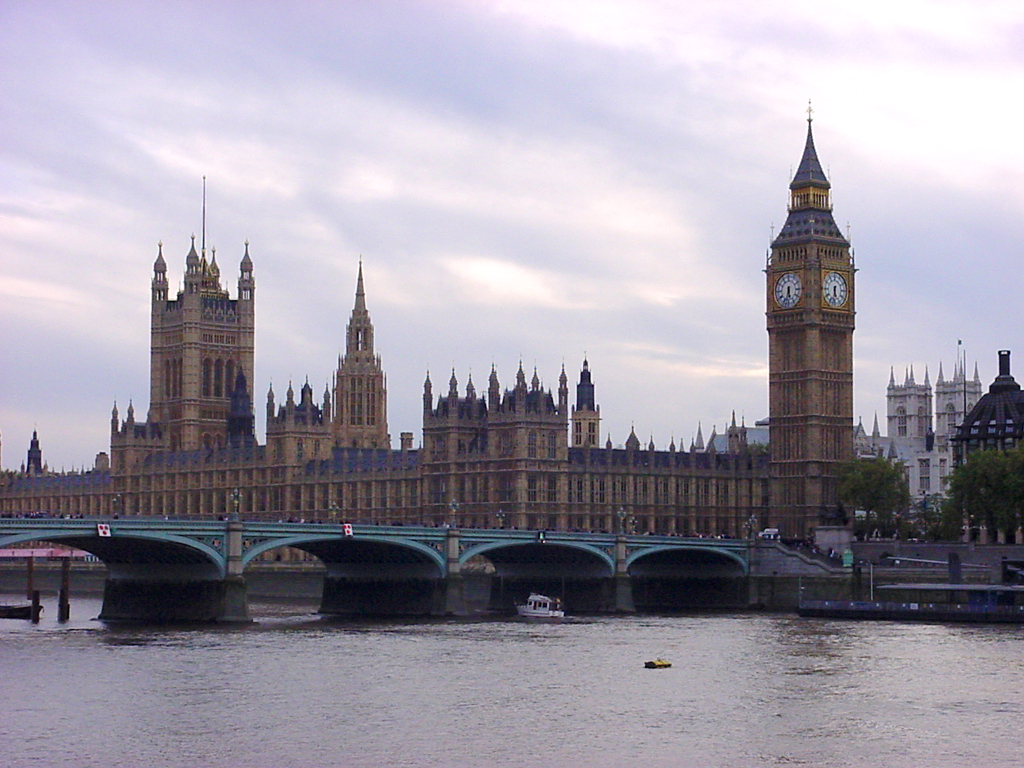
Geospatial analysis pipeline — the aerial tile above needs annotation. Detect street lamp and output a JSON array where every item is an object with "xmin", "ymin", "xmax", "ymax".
[
  {"xmin": 496, "ymin": 509, "xmax": 505, "ymax": 529},
  {"xmin": 230, "ymin": 488, "xmax": 241, "ymax": 521},
  {"xmin": 329, "ymin": 501, "xmax": 339, "ymax": 523},
  {"xmin": 617, "ymin": 507, "xmax": 626, "ymax": 534}
]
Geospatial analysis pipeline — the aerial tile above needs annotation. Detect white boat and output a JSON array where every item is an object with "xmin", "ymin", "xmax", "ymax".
[{"xmin": 516, "ymin": 593, "xmax": 564, "ymax": 619}]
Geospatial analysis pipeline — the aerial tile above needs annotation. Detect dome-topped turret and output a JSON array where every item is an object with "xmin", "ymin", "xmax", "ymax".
[
  {"xmin": 154, "ymin": 241, "xmax": 166, "ymax": 273},
  {"xmin": 186, "ymin": 235, "xmax": 200, "ymax": 270},
  {"xmin": 953, "ymin": 350, "xmax": 1024, "ymax": 460}
]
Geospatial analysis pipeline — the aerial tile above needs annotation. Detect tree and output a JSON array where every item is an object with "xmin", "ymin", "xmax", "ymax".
[
  {"xmin": 944, "ymin": 445, "xmax": 1024, "ymax": 542},
  {"xmin": 837, "ymin": 457, "xmax": 911, "ymax": 539}
]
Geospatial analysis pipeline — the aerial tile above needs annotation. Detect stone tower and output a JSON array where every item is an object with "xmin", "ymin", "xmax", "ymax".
[
  {"xmin": 766, "ymin": 114, "xmax": 855, "ymax": 537},
  {"xmin": 887, "ymin": 366, "xmax": 932, "ymax": 442},
  {"xmin": 332, "ymin": 263, "xmax": 390, "ymax": 449},
  {"xmin": 571, "ymin": 358, "xmax": 601, "ymax": 447},
  {"xmin": 148, "ymin": 239, "xmax": 255, "ymax": 452},
  {"xmin": 934, "ymin": 359, "xmax": 982, "ymax": 442}
]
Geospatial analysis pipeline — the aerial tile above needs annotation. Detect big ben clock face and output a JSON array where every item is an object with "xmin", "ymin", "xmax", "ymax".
[
  {"xmin": 822, "ymin": 271, "xmax": 848, "ymax": 307},
  {"xmin": 774, "ymin": 272, "xmax": 802, "ymax": 309}
]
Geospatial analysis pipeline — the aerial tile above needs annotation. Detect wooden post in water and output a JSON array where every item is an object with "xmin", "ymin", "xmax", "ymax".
[
  {"xmin": 31, "ymin": 590, "xmax": 41, "ymax": 624},
  {"xmin": 26, "ymin": 555, "xmax": 34, "ymax": 600},
  {"xmin": 57, "ymin": 557, "xmax": 70, "ymax": 622}
]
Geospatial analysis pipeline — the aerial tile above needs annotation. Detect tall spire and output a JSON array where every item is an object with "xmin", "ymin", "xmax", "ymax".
[
  {"xmin": 354, "ymin": 257, "xmax": 366, "ymax": 313},
  {"xmin": 773, "ymin": 107, "xmax": 847, "ymax": 244},
  {"xmin": 345, "ymin": 260, "xmax": 372, "ymax": 357},
  {"xmin": 201, "ymin": 175, "xmax": 207, "ymax": 256},
  {"xmin": 333, "ymin": 261, "xmax": 390, "ymax": 449},
  {"xmin": 790, "ymin": 104, "xmax": 829, "ymax": 190}
]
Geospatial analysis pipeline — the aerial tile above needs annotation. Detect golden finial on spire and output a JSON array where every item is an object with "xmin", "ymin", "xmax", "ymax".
[{"xmin": 806, "ymin": 99, "xmax": 814, "ymax": 123}]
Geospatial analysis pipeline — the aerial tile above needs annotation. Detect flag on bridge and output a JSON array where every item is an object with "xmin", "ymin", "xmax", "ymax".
[
  {"xmin": 97, "ymin": 523, "xmax": 112, "ymax": 537},
  {"xmin": 343, "ymin": 523, "xmax": 353, "ymax": 537}
]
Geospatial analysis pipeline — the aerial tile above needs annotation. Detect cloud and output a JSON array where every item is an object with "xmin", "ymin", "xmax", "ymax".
[{"xmin": 1, "ymin": 1, "xmax": 1023, "ymax": 469}]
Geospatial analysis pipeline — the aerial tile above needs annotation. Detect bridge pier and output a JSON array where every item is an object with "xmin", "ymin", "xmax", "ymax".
[
  {"xmin": 441, "ymin": 528, "xmax": 468, "ymax": 616},
  {"xmin": 614, "ymin": 536, "xmax": 636, "ymax": 612},
  {"xmin": 98, "ymin": 518, "xmax": 251, "ymax": 623},
  {"xmin": 99, "ymin": 572, "xmax": 250, "ymax": 623}
]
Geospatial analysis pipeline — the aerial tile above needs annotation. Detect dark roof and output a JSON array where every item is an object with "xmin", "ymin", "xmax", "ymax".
[
  {"xmin": 954, "ymin": 351, "xmax": 1024, "ymax": 444},
  {"xmin": 311, "ymin": 446, "xmax": 419, "ymax": 475},
  {"xmin": 791, "ymin": 120, "xmax": 829, "ymax": 189},
  {"xmin": 773, "ymin": 207, "xmax": 848, "ymax": 245},
  {"xmin": 772, "ymin": 120, "xmax": 849, "ymax": 247}
]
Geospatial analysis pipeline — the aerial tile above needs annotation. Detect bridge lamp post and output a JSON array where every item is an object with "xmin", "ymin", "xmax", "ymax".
[
  {"xmin": 230, "ymin": 488, "xmax": 241, "ymax": 521},
  {"xmin": 617, "ymin": 507, "xmax": 626, "ymax": 534},
  {"xmin": 449, "ymin": 500, "xmax": 459, "ymax": 529},
  {"xmin": 329, "ymin": 502, "xmax": 339, "ymax": 523},
  {"xmin": 495, "ymin": 510, "xmax": 505, "ymax": 529},
  {"xmin": 113, "ymin": 493, "xmax": 121, "ymax": 519},
  {"xmin": 747, "ymin": 514, "xmax": 758, "ymax": 542}
]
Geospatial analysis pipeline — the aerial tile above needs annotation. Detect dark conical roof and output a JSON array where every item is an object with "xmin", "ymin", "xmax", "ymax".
[
  {"xmin": 790, "ymin": 119, "xmax": 830, "ymax": 190},
  {"xmin": 954, "ymin": 351, "xmax": 1024, "ymax": 445},
  {"xmin": 772, "ymin": 117, "xmax": 848, "ymax": 247},
  {"xmin": 354, "ymin": 260, "xmax": 366, "ymax": 313},
  {"xmin": 186, "ymin": 235, "xmax": 199, "ymax": 265}
]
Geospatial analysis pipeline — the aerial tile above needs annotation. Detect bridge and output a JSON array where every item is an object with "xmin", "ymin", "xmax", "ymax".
[{"xmin": 0, "ymin": 518, "xmax": 750, "ymax": 622}]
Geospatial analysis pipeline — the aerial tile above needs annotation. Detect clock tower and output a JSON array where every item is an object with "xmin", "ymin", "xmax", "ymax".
[{"xmin": 766, "ymin": 113, "xmax": 855, "ymax": 538}]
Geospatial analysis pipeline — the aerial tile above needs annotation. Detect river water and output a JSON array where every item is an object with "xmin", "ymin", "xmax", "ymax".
[{"xmin": 2, "ymin": 593, "xmax": 1022, "ymax": 768}]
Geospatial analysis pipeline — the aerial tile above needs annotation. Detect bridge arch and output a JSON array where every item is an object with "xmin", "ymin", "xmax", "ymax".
[
  {"xmin": 626, "ymin": 544, "xmax": 748, "ymax": 575},
  {"xmin": 626, "ymin": 543, "xmax": 748, "ymax": 609},
  {"xmin": 241, "ymin": 533, "xmax": 446, "ymax": 576},
  {"xmin": 460, "ymin": 539, "xmax": 615, "ymax": 575},
  {"xmin": 0, "ymin": 528, "xmax": 225, "ymax": 577}
]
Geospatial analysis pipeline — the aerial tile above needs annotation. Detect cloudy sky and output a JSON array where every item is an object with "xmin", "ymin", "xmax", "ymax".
[{"xmin": 2, "ymin": 0, "xmax": 1022, "ymax": 471}]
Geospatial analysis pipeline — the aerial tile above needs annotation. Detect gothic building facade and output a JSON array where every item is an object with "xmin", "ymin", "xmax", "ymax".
[
  {"xmin": 1, "ymin": 242, "xmax": 769, "ymax": 537},
  {"xmin": 4, "ymin": 119, "xmax": 877, "ymax": 539}
]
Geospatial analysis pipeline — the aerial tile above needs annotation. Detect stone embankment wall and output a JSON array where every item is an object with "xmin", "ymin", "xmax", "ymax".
[{"xmin": 747, "ymin": 541, "xmax": 848, "ymax": 609}]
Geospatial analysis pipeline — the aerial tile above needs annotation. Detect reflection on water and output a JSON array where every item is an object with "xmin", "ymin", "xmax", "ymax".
[{"xmin": 2, "ymin": 592, "xmax": 1023, "ymax": 768}]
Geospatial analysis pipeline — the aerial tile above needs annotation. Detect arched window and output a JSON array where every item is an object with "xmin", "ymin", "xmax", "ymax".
[
  {"xmin": 202, "ymin": 359, "xmax": 212, "ymax": 397},
  {"xmin": 897, "ymin": 407, "xmax": 907, "ymax": 437},
  {"xmin": 214, "ymin": 359, "xmax": 224, "ymax": 398},
  {"xmin": 528, "ymin": 431, "xmax": 537, "ymax": 458},
  {"xmin": 225, "ymin": 360, "xmax": 235, "ymax": 395}
]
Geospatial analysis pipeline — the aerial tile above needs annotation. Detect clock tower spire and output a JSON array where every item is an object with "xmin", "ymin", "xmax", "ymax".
[{"xmin": 766, "ymin": 112, "xmax": 855, "ymax": 538}]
